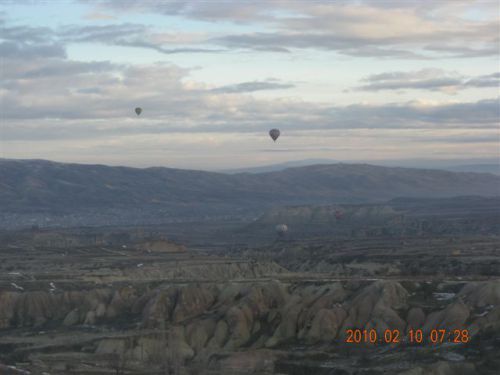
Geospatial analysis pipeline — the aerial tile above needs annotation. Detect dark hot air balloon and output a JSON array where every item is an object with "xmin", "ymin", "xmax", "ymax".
[
  {"xmin": 269, "ymin": 128, "xmax": 280, "ymax": 142},
  {"xmin": 135, "ymin": 107, "xmax": 142, "ymax": 116}
]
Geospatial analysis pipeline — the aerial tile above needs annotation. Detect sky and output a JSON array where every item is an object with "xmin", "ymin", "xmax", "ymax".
[{"xmin": 0, "ymin": 0, "xmax": 499, "ymax": 170}]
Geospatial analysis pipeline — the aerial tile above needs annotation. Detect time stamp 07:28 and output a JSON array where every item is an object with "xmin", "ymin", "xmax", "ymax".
[{"xmin": 345, "ymin": 328, "xmax": 470, "ymax": 344}]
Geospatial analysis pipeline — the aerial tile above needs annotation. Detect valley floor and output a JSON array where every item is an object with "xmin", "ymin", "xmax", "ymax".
[{"xmin": 0, "ymin": 229, "xmax": 499, "ymax": 375}]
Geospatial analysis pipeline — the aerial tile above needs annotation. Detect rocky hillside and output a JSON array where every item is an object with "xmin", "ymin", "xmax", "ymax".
[
  {"xmin": 1, "ymin": 226, "xmax": 498, "ymax": 374},
  {"xmin": 246, "ymin": 204, "xmax": 401, "ymax": 237},
  {"xmin": 0, "ymin": 280, "xmax": 498, "ymax": 374},
  {"xmin": 241, "ymin": 196, "xmax": 500, "ymax": 239}
]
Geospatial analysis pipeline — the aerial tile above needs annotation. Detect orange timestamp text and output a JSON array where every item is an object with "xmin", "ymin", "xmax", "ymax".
[{"xmin": 345, "ymin": 328, "xmax": 470, "ymax": 344}]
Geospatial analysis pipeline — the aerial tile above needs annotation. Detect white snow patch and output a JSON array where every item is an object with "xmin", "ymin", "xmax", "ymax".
[
  {"xmin": 11, "ymin": 283, "xmax": 24, "ymax": 291},
  {"xmin": 433, "ymin": 292, "xmax": 455, "ymax": 301}
]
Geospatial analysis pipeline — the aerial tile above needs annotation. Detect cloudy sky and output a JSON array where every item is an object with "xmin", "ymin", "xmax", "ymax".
[{"xmin": 1, "ymin": 0, "xmax": 499, "ymax": 169}]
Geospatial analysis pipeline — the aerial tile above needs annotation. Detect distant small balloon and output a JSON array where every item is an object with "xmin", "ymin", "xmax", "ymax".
[
  {"xmin": 275, "ymin": 224, "xmax": 288, "ymax": 236},
  {"xmin": 269, "ymin": 128, "xmax": 280, "ymax": 142},
  {"xmin": 135, "ymin": 107, "xmax": 142, "ymax": 116}
]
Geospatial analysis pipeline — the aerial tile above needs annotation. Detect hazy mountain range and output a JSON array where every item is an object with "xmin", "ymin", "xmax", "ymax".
[
  {"xmin": 1, "ymin": 159, "xmax": 498, "ymax": 217},
  {"xmin": 221, "ymin": 159, "xmax": 500, "ymax": 175}
]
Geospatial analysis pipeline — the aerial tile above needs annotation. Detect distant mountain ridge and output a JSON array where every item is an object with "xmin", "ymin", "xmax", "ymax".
[
  {"xmin": 221, "ymin": 159, "xmax": 338, "ymax": 174},
  {"xmin": 1, "ymin": 159, "xmax": 499, "ymax": 217},
  {"xmin": 221, "ymin": 159, "xmax": 500, "ymax": 175},
  {"xmin": 443, "ymin": 164, "xmax": 500, "ymax": 175}
]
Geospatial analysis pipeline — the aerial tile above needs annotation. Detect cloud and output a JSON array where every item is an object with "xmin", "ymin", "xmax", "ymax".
[
  {"xmin": 4, "ymin": 59, "xmax": 116, "ymax": 80},
  {"xmin": 1, "ymin": 20, "xmax": 55, "ymax": 44},
  {"xmin": 87, "ymin": 0, "xmax": 499, "ymax": 59},
  {"xmin": 5, "ymin": 2, "xmax": 494, "ymax": 60},
  {"xmin": 326, "ymin": 99, "xmax": 500, "ymax": 129},
  {"xmin": 60, "ymin": 23, "xmax": 222, "ymax": 54},
  {"xmin": 0, "ymin": 21, "xmax": 66, "ymax": 59},
  {"xmin": 211, "ymin": 80, "xmax": 295, "ymax": 93},
  {"xmin": 0, "ymin": 41, "xmax": 66, "ymax": 59},
  {"xmin": 3, "ymin": 57, "xmax": 498, "ymax": 138},
  {"xmin": 356, "ymin": 69, "xmax": 500, "ymax": 93},
  {"xmin": 83, "ymin": 11, "xmax": 116, "ymax": 20},
  {"xmin": 1, "ymin": 6, "xmax": 498, "ymax": 168},
  {"xmin": 412, "ymin": 134, "xmax": 499, "ymax": 144},
  {"xmin": 86, "ymin": 0, "xmax": 276, "ymax": 23},
  {"xmin": 1, "ymin": 16, "xmax": 497, "ymax": 144},
  {"xmin": 465, "ymin": 72, "xmax": 500, "ymax": 88}
]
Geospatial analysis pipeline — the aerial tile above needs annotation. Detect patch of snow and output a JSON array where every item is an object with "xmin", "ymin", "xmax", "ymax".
[
  {"xmin": 433, "ymin": 292, "xmax": 455, "ymax": 301},
  {"xmin": 441, "ymin": 351, "xmax": 465, "ymax": 362},
  {"xmin": 11, "ymin": 282, "xmax": 24, "ymax": 291},
  {"xmin": 475, "ymin": 305, "xmax": 494, "ymax": 317}
]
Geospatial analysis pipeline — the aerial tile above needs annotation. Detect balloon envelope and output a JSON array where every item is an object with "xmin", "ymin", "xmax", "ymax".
[
  {"xmin": 135, "ymin": 107, "xmax": 142, "ymax": 116},
  {"xmin": 269, "ymin": 128, "xmax": 280, "ymax": 142},
  {"xmin": 275, "ymin": 224, "xmax": 288, "ymax": 235}
]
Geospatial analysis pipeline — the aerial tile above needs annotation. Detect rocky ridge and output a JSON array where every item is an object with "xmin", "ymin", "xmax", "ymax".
[{"xmin": 1, "ymin": 280, "xmax": 498, "ymax": 373}]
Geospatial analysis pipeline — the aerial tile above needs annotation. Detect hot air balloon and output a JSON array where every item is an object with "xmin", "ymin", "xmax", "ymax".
[
  {"xmin": 135, "ymin": 107, "xmax": 142, "ymax": 116},
  {"xmin": 269, "ymin": 128, "xmax": 280, "ymax": 142},
  {"xmin": 275, "ymin": 224, "xmax": 288, "ymax": 237}
]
